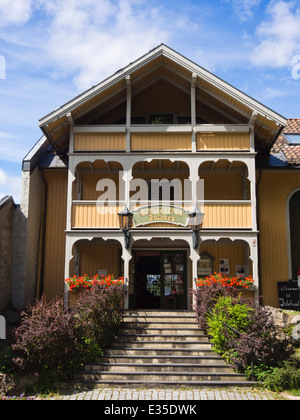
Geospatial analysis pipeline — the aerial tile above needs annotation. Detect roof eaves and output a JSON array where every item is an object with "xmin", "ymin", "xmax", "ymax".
[
  {"xmin": 39, "ymin": 44, "xmax": 287, "ymax": 130},
  {"xmin": 39, "ymin": 44, "xmax": 167, "ymax": 127},
  {"xmin": 0, "ymin": 195, "xmax": 15, "ymax": 210}
]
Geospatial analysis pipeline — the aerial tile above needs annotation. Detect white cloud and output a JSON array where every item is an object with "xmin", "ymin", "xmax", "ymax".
[
  {"xmin": 0, "ymin": 168, "xmax": 21, "ymax": 203},
  {"xmin": 260, "ymin": 87, "xmax": 285, "ymax": 100},
  {"xmin": 1, "ymin": 0, "xmax": 173, "ymax": 91},
  {"xmin": 224, "ymin": 0, "xmax": 261, "ymax": 22},
  {"xmin": 0, "ymin": 133, "xmax": 27, "ymax": 163},
  {"xmin": 0, "ymin": 0, "xmax": 33, "ymax": 27},
  {"xmin": 40, "ymin": 0, "xmax": 171, "ymax": 90},
  {"xmin": 251, "ymin": 0, "xmax": 300, "ymax": 67}
]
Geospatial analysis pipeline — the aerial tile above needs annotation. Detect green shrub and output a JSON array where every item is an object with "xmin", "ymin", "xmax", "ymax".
[
  {"xmin": 206, "ymin": 295, "xmax": 293, "ymax": 379},
  {"xmin": 206, "ymin": 295, "xmax": 252, "ymax": 354},
  {"xmin": 262, "ymin": 357, "xmax": 300, "ymax": 392}
]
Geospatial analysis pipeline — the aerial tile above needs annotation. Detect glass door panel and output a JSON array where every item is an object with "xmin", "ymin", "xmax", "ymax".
[{"xmin": 162, "ymin": 251, "xmax": 187, "ymax": 310}]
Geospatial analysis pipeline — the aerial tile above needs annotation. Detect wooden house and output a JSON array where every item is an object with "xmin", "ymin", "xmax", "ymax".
[{"xmin": 19, "ymin": 45, "xmax": 300, "ymax": 310}]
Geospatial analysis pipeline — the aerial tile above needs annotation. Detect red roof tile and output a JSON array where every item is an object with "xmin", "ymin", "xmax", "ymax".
[{"xmin": 271, "ymin": 119, "xmax": 300, "ymax": 165}]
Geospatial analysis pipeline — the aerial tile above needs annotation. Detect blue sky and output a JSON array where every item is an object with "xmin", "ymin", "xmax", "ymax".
[{"xmin": 0, "ymin": 0, "xmax": 300, "ymax": 202}]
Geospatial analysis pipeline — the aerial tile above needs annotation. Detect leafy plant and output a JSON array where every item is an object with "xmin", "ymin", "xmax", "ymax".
[
  {"xmin": 195, "ymin": 281, "xmax": 294, "ymax": 386},
  {"xmin": 72, "ymin": 284, "xmax": 124, "ymax": 361},
  {"xmin": 12, "ymin": 296, "xmax": 74, "ymax": 376},
  {"xmin": 262, "ymin": 357, "xmax": 300, "ymax": 392},
  {"xmin": 194, "ymin": 273, "xmax": 255, "ymax": 332},
  {"xmin": 1, "ymin": 283, "xmax": 124, "ymax": 393},
  {"xmin": 226, "ymin": 304, "xmax": 293, "ymax": 373},
  {"xmin": 206, "ymin": 295, "xmax": 252, "ymax": 354}
]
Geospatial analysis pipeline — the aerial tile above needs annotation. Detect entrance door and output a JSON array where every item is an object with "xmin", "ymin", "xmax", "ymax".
[
  {"xmin": 162, "ymin": 251, "xmax": 187, "ymax": 310},
  {"xmin": 132, "ymin": 250, "xmax": 187, "ymax": 310}
]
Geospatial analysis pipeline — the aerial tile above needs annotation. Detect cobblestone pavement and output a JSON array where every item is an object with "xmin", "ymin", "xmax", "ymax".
[{"xmin": 39, "ymin": 387, "xmax": 285, "ymax": 400}]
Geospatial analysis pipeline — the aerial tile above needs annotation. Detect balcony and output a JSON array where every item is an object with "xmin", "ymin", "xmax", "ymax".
[
  {"xmin": 73, "ymin": 125, "xmax": 251, "ymax": 153},
  {"xmin": 71, "ymin": 200, "xmax": 252, "ymax": 230}
]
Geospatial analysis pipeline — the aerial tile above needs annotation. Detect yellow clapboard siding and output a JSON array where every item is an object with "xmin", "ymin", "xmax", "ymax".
[
  {"xmin": 197, "ymin": 132, "xmax": 250, "ymax": 150},
  {"xmin": 258, "ymin": 171, "xmax": 300, "ymax": 307},
  {"xmin": 78, "ymin": 242, "xmax": 121, "ymax": 276},
  {"xmin": 200, "ymin": 243, "xmax": 252, "ymax": 278},
  {"xmin": 72, "ymin": 202, "xmax": 251, "ymax": 229},
  {"xmin": 72, "ymin": 204, "xmax": 121, "ymax": 228},
  {"xmin": 74, "ymin": 133, "xmax": 126, "ymax": 151},
  {"xmin": 202, "ymin": 203, "xmax": 252, "ymax": 228},
  {"xmin": 131, "ymin": 133, "xmax": 191, "ymax": 151},
  {"xmin": 43, "ymin": 170, "xmax": 68, "ymax": 300}
]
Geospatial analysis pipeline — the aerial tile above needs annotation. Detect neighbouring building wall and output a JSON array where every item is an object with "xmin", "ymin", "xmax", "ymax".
[
  {"xmin": 11, "ymin": 168, "xmax": 44, "ymax": 310},
  {"xmin": 258, "ymin": 170, "xmax": 300, "ymax": 307},
  {"xmin": 0, "ymin": 197, "xmax": 14, "ymax": 311}
]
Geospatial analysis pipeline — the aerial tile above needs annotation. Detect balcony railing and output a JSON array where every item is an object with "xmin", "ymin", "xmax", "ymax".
[
  {"xmin": 73, "ymin": 125, "xmax": 251, "ymax": 152},
  {"xmin": 71, "ymin": 200, "xmax": 252, "ymax": 229}
]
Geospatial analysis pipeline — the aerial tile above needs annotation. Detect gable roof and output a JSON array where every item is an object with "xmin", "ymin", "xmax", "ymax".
[{"xmin": 38, "ymin": 44, "xmax": 286, "ymax": 155}]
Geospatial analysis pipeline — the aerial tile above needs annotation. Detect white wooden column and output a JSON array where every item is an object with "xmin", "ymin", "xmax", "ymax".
[
  {"xmin": 126, "ymin": 75, "xmax": 131, "ymax": 153},
  {"xmin": 188, "ymin": 160, "xmax": 201, "ymax": 208},
  {"xmin": 248, "ymin": 159, "xmax": 257, "ymax": 231},
  {"xmin": 189, "ymin": 242, "xmax": 201, "ymax": 310},
  {"xmin": 122, "ymin": 159, "xmax": 133, "ymax": 209},
  {"xmin": 64, "ymin": 235, "xmax": 74, "ymax": 308},
  {"xmin": 191, "ymin": 73, "xmax": 197, "ymax": 153},
  {"xmin": 122, "ymin": 245, "xmax": 132, "ymax": 310},
  {"xmin": 249, "ymin": 237, "xmax": 259, "ymax": 305},
  {"xmin": 66, "ymin": 113, "xmax": 76, "ymax": 231}
]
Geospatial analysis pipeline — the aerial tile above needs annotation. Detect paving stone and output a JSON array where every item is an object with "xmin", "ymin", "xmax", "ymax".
[{"xmin": 37, "ymin": 387, "xmax": 283, "ymax": 400}]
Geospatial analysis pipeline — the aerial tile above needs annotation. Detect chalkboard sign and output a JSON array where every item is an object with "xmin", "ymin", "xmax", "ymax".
[{"xmin": 277, "ymin": 281, "xmax": 300, "ymax": 310}]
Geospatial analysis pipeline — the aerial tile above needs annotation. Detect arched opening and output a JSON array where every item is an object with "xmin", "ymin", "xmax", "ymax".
[
  {"xmin": 198, "ymin": 160, "xmax": 252, "ymax": 229},
  {"xmin": 71, "ymin": 238, "xmax": 122, "ymax": 278},
  {"xmin": 198, "ymin": 159, "xmax": 250, "ymax": 201},
  {"xmin": 72, "ymin": 160, "xmax": 124, "ymax": 229},
  {"xmin": 131, "ymin": 160, "xmax": 191, "ymax": 224},
  {"xmin": 198, "ymin": 239, "xmax": 252, "ymax": 280}
]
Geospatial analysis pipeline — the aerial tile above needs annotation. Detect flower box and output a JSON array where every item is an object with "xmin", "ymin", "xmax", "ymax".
[{"xmin": 65, "ymin": 274, "xmax": 124, "ymax": 307}]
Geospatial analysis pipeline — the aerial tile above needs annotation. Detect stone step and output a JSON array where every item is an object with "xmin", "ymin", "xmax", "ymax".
[
  {"xmin": 59, "ymin": 310, "xmax": 257, "ymax": 390},
  {"xmin": 115, "ymin": 334, "xmax": 210, "ymax": 342},
  {"xmin": 110, "ymin": 340, "xmax": 211, "ymax": 349},
  {"xmin": 99, "ymin": 355, "xmax": 226, "ymax": 365},
  {"xmin": 123, "ymin": 311, "xmax": 196, "ymax": 317},
  {"xmin": 61, "ymin": 379, "xmax": 257, "ymax": 390},
  {"xmin": 123, "ymin": 316, "xmax": 198, "ymax": 324},
  {"xmin": 73, "ymin": 371, "xmax": 247, "ymax": 383},
  {"xmin": 83, "ymin": 363, "xmax": 233, "ymax": 373},
  {"xmin": 105, "ymin": 348, "xmax": 216, "ymax": 357},
  {"xmin": 122, "ymin": 322, "xmax": 199, "ymax": 329},
  {"xmin": 118, "ymin": 328, "xmax": 204, "ymax": 336}
]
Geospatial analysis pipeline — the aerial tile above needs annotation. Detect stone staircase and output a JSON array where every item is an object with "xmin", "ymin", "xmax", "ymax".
[{"xmin": 65, "ymin": 311, "xmax": 256, "ymax": 389}]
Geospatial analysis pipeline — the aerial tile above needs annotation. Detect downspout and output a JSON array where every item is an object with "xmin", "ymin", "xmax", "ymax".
[
  {"xmin": 256, "ymin": 168, "xmax": 263, "ymax": 305},
  {"xmin": 36, "ymin": 170, "xmax": 48, "ymax": 299}
]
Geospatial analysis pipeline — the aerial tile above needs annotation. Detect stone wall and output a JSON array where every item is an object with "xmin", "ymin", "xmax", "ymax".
[{"xmin": 266, "ymin": 306, "xmax": 300, "ymax": 328}]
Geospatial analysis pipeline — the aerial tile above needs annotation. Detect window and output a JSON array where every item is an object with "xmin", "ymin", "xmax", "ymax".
[
  {"xmin": 150, "ymin": 114, "xmax": 173, "ymax": 124},
  {"xmin": 284, "ymin": 134, "xmax": 300, "ymax": 145}
]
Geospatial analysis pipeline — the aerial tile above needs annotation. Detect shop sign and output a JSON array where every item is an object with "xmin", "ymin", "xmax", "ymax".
[{"xmin": 132, "ymin": 205, "xmax": 189, "ymax": 227}]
